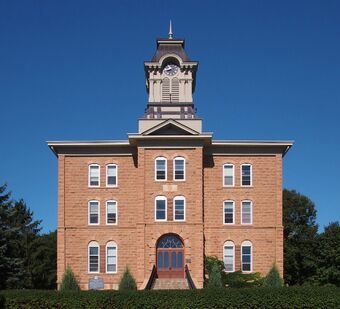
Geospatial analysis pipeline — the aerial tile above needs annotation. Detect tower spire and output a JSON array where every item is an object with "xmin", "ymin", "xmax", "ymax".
[{"xmin": 168, "ymin": 20, "xmax": 173, "ymax": 39}]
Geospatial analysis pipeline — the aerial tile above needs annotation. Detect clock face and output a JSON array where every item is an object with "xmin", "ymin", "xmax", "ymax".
[{"xmin": 163, "ymin": 63, "xmax": 179, "ymax": 76}]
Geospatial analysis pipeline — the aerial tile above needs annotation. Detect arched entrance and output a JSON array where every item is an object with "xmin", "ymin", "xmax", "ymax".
[{"xmin": 156, "ymin": 234, "xmax": 184, "ymax": 278}]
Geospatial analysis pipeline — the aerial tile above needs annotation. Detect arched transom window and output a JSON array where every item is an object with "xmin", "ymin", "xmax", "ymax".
[{"xmin": 157, "ymin": 235, "xmax": 183, "ymax": 248}]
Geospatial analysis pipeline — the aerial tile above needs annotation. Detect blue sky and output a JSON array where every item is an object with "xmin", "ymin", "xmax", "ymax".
[{"xmin": 0, "ymin": 0, "xmax": 339, "ymax": 232}]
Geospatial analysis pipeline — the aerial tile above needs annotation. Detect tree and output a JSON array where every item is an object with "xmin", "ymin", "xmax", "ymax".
[
  {"xmin": 118, "ymin": 267, "xmax": 137, "ymax": 290},
  {"xmin": 206, "ymin": 263, "xmax": 223, "ymax": 289},
  {"xmin": 314, "ymin": 222, "xmax": 340, "ymax": 286},
  {"xmin": 0, "ymin": 183, "xmax": 55, "ymax": 289},
  {"xmin": 60, "ymin": 266, "xmax": 80, "ymax": 291},
  {"xmin": 263, "ymin": 264, "xmax": 284, "ymax": 287},
  {"xmin": 283, "ymin": 189, "xmax": 318, "ymax": 285}
]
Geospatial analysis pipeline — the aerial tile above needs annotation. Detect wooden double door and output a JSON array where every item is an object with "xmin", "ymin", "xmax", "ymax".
[{"xmin": 156, "ymin": 234, "xmax": 184, "ymax": 278}]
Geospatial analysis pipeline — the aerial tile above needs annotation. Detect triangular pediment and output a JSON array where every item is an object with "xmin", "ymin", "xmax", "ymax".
[{"xmin": 142, "ymin": 119, "xmax": 199, "ymax": 136}]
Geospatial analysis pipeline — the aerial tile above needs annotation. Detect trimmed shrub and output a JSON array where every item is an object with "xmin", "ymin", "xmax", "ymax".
[
  {"xmin": 204, "ymin": 256, "xmax": 227, "ymax": 286},
  {"xmin": 206, "ymin": 263, "xmax": 223, "ymax": 289},
  {"xmin": 225, "ymin": 271, "xmax": 264, "ymax": 288},
  {"xmin": 59, "ymin": 266, "xmax": 80, "ymax": 291},
  {"xmin": 118, "ymin": 267, "xmax": 137, "ymax": 291},
  {"xmin": 263, "ymin": 264, "xmax": 284, "ymax": 288},
  {"xmin": 1, "ymin": 287, "xmax": 340, "ymax": 308}
]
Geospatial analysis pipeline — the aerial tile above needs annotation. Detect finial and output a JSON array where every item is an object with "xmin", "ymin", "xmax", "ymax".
[{"xmin": 168, "ymin": 20, "xmax": 173, "ymax": 39}]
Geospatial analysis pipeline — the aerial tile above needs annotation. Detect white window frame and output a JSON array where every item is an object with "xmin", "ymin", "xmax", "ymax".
[
  {"xmin": 106, "ymin": 164, "xmax": 118, "ymax": 187},
  {"xmin": 155, "ymin": 157, "xmax": 167, "ymax": 181},
  {"xmin": 88, "ymin": 241, "xmax": 100, "ymax": 274},
  {"xmin": 88, "ymin": 164, "xmax": 100, "ymax": 187},
  {"xmin": 106, "ymin": 200, "xmax": 118, "ymax": 225},
  {"xmin": 106, "ymin": 241, "xmax": 118, "ymax": 274},
  {"xmin": 241, "ymin": 240, "xmax": 253, "ymax": 273},
  {"xmin": 173, "ymin": 196, "xmax": 186, "ymax": 221},
  {"xmin": 223, "ymin": 241, "xmax": 235, "ymax": 272},
  {"xmin": 88, "ymin": 200, "xmax": 100, "ymax": 225},
  {"xmin": 241, "ymin": 164, "xmax": 252, "ymax": 187},
  {"xmin": 223, "ymin": 164, "xmax": 234, "ymax": 187},
  {"xmin": 223, "ymin": 200, "xmax": 235, "ymax": 225},
  {"xmin": 173, "ymin": 157, "xmax": 186, "ymax": 181},
  {"xmin": 155, "ymin": 196, "xmax": 167, "ymax": 222},
  {"xmin": 241, "ymin": 200, "xmax": 253, "ymax": 225}
]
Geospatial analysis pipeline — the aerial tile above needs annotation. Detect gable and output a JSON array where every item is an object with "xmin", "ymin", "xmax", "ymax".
[{"xmin": 141, "ymin": 119, "xmax": 199, "ymax": 136}]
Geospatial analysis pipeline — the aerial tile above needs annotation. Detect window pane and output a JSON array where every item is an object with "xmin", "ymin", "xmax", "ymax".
[
  {"xmin": 174, "ymin": 159, "xmax": 184, "ymax": 180},
  {"xmin": 242, "ymin": 201, "xmax": 252, "ymax": 224},
  {"xmin": 224, "ymin": 202, "xmax": 234, "ymax": 224},
  {"xmin": 224, "ymin": 165, "xmax": 234, "ymax": 186},
  {"xmin": 158, "ymin": 252, "xmax": 163, "ymax": 268},
  {"xmin": 171, "ymin": 252, "xmax": 176, "ymax": 268},
  {"xmin": 90, "ymin": 166, "xmax": 99, "ymax": 186},
  {"xmin": 90, "ymin": 247, "xmax": 98, "ymax": 255},
  {"xmin": 178, "ymin": 252, "xmax": 183, "ymax": 268},
  {"xmin": 242, "ymin": 246, "xmax": 251, "ymax": 255},
  {"xmin": 156, "ymin": 159, "xmax": 166, "ymax": 180},
  {"xmin": 107, "ymin": 166, "xmax": 116, "ymax": 176},
  {"xmin": 242, "ymin": 165, "xmax": 251, "ymax": 186},
  {"xmin": 174, "ymin": 199, "xmax": 185, "ymax": 220},
  {"xmin": 164, "ymin": 252, "xmax": 169, "ymax": 268}
]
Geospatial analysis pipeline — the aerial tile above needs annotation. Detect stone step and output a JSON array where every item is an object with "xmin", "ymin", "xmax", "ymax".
[{"xmin": 152, "ymin": 278, "xmax": 189, "ymax": 290}]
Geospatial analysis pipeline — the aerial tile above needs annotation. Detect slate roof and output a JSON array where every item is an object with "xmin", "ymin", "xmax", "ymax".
[{"xmin": 151, "ymin": 39, "xmax": 190, "ymax": 62}]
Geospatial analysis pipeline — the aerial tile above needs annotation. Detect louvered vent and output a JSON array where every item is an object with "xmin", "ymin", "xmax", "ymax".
[
  {"xmin": 161, "ymin": 78, "xmax": 170, "ymax": 102},
  {"xmin": 171, "ymin": 78, "xmax": 179, "ymax": 102}
]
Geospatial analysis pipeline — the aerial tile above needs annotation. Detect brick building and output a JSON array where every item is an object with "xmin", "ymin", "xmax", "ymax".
[{"xmin": 48, "ymin": 30, "xmax": 293, "ymax": 290}]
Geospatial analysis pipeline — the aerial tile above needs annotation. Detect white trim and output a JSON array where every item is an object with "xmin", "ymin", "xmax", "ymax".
[
  {"xmin": 88, "ymin": 241, "xmax": 100, "ymax": 274},
  {"xmin": 106, "ymin": 164, "xmax": 118, "ymax": 188},
  {"xmin": 240, "ymin": 164, "xmax": 252, "ymax": 187},
  {"xmin": 155, "ymin": 157, "xmax": 167, "ymax": 181},
  {"xmin": 106, "ymin": 200, "xmax": 118, "ymax": 225},
  {"xmin": 223, "ymin": 241, "xmax": 235, "ymax": 273},
  {"xmin": 223, "ymin": 163, "xmax": 234, "ymax": 187},
  {"xmin": 106, "ymin": 241, "xmax": 118, "ymax": 274},
  {"xmin": 88, "ymin": 200, "xmax": 100, "ymax": 226},
  {"xmin": 88, "ymin": 164, "xmax": 100, "ymax": 188},
  {"xmin": 173, "ymin": 157, "xmax": 186, "ymax": 181},
  {"xmin": 173, "ymin": 196, "xmax": 186, "ymax": 221},
  {"xmin": 223, "ymin": 200, "xmax": 235, "ymax": 225},
  {"xmin": 241, "ymin": 240, "xmax": 253, "ymax": 273},
  {"xmin": 155, "ymin": 196, "xmax": 167, "ymax": 222},
  {"xmin": 241, "ymin": 200, "xmax": 253, "ymax": 225}
]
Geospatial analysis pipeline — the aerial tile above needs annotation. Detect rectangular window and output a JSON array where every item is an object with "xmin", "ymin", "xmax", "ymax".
[
  {"xmin": 155, "ymin": 197, "xmax": 167, "ymax": 221},
  {"xmin": 89, "ymin": 201, "xmax": 99, "ymax": 225},
  {"xmin": 241, "ymin": 164, "xmax": 252, "ymax": 186},
  {"xmin": 106, "ymin": 246, "xmax": 117, "ymax": 273},
  {"xmin": 106, "ymin": 201, "xmax": 117, "ymax": 224},
  {"xmin": 155, "ymin": 158, "xmax": 167, "ymax": 180},
  {"xmin": 89, "ymin": 165, "xmax": 100, "ymax": 187},
  {"xmin": 223, "ymin": 201, "xmax": 234, "ymax": 224},
  {"xmin": 223, "ymin": 164, "xmax": 234, "ymax": 186},
  {"xmin": 174, "ymin": 158, "xmax": 185, "ymax": 181},
  {"xmin": 224, "ymin": 245, "xmax": 234, "ymax": 272},
  {"xmin": 242, "ymin": 245, "xmax": 252, "ymax": 272},
  {"xmin": 106, "ymin": 165, "xmax": 117, "ymax": 187},
  {"xmin": 174, "ymin": 197, "xmax": 185, "ymax": 221},
  {"xmin": 241, "ymin": 201, "xmax": 252, "ymax": 224},
  {"xmin": 89, "ymin": 246, "xmax": 99, "ymax": 273}
]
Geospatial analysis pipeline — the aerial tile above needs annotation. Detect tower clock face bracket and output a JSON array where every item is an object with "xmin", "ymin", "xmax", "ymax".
[{"xmin": 163, "ymin": 63, "xmax": 179, "ymax": 76}]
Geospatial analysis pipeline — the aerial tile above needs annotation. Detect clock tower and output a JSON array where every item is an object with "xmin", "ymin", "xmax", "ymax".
[{"xmin": 139, "ymin": 25, "xmax": 202, "ymax": 134}]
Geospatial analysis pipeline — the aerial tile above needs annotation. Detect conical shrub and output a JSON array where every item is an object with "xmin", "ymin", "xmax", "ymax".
[
  {"xmin": 263, "ymin": 264, "xmax": 284, "ymax": 287},
  {"xmin": 118, "ymin": 267, "xmax": 137, "ymax": 290},
  {"xmin": 206, "ymin": 263, "xmax": 223, "ymax": 289},
  {"xmin": 60, "ymin": 266, "xmax": 80, "ymax": 291}
]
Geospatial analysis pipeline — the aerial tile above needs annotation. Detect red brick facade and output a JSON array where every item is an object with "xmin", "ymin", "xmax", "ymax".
[{"xmin": 49, "ymin": 35, "xmax": 292, "ymax": 290}]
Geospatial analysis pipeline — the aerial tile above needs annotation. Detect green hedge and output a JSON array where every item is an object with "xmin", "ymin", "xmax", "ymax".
[{"xmin": 2, "ymin": 287, "xmax": 340, "ymax": 309}]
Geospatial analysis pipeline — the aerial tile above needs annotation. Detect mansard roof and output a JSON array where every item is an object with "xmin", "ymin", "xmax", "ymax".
[{"xmin": 151, "ymin": 39, "xmax": 190, "ymax": 62}]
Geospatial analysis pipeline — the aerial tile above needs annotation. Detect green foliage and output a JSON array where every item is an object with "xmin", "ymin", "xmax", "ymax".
[
  {"xmin": 225, "ymin": 271, "xmax": 264, "ymax": 288},
  {"xmin": 263, "ymin": 264, "xmax": 284, "ymax": 288},
  {"xmin": 283, "ymin": 189, "xmax": 318, "ymax": 286},
  {"xmin": 60, "ymin": 267, "xmax": 80, "ymax": 291},
  {"xmin": 0, "ymin": 183, "xmax": 56, "ymax": 290},
  {"xmin": 314, "ymin": 222, "xmax": 340, "ymax": 287},
  {"xmin": 206, "ymin": 263, "xmax": 223, "ymax": 289},
  {"xmin": 118, "ymin": 267, "xmax": 137, "ymax": 291},
  {"xmin": 204, "ymin": 256, "xmax": 227, "ymax": 286},
  {"xmin": 1, "ymin": 287, "xmax": 340, "ymax": 308}
]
